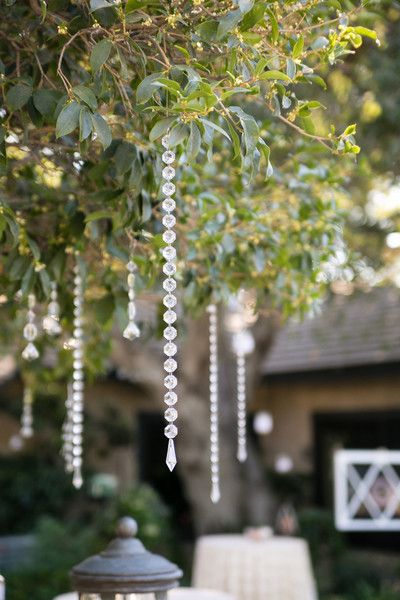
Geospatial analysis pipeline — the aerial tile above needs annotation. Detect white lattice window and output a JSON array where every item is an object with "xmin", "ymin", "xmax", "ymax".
[{"xmin": 334, "ymin": 449, "xmax": 400, "ymax": 531}]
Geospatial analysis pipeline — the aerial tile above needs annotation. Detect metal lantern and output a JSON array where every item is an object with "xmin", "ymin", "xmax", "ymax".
[{"xmin": 71, "ymin": 516, "xmax": 183, "ymax": 600}]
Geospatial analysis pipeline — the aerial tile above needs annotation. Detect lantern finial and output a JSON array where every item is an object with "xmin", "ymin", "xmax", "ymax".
[{"xmin": 116, "ymin": 516, "xmax": 138, "ymax": 538}]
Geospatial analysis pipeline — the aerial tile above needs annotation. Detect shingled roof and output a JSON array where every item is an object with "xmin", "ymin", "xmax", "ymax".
[{"xmin": 263, "ymin": 287, "xmax": 400, "ymax": 375}]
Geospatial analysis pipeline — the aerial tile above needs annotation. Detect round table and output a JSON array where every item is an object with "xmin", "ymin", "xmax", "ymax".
[
  {"xmin": 192, "ymin": 535, "xmax": 317, "ymax": 600},
  {"xmin": 53, "ymin": 588, "xmax": 234, "ymax": 599}
]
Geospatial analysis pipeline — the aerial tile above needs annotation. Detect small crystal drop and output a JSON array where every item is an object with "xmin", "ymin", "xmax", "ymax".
[
  {"xmin": 162, "ymin": 166, "xmax": 175, "ymax": 180},
  {"xmin": 164, "ymin": 342, "xmax": 177, "ymax": 356},
  {"xmin": 73, "ymin": 470, "xmax": 83, "ymax": 489},
  {"xmin": 164, "ymin": 326, "xmax": 177, "ymax": 340},
  {"xmin": 164, "ymin": 358, "xmax": 177, "ymax": 372},
  {"xmin": 22, "ymin": 342, "xmax": 39, "ymax": 361},
  {"xmin": 211, "ymin": 482, "xmax": 221, "ymax": 504},
  {"xmin": 163, "ymin": 278, "xmax": 177, "ymax": 293},
  {"xmin": 164, "ymin": 374, "xmax": 177, "ymax": 389},
  {"xmin": 162, "ymin": 214, "xmax": 176, "ymax": 229},
  {"xmin": 163, "ymin": 310, "xmax": 177, "ymax": 324},
  {"xmin": 165, "ymin": 407, "xmax": 178, "ymax": 422},
  {"xmin": 166, "ymin": 438, "xmax": 177, "ymax": 471},
  {"xmin": 163, "ymin": 294, "xmax": 177, "ymax": 308},
  {"xmin": 162, "ymin": 246, "xmax": 176, "ymax": 261},
  {"xmin": 163, "ymin": 262, "xmax": 177, "ymax": 276},
  {"xmin": 126, "ymin": 261, "xmax": 136, "ymax": 272},
  {"xmin": 161, "ymin": 135, "xmax": 170, "ymax": 149},
  {"xmin": 162, "ymin": 198, "xmax": 176, "ymax": 212},
  {"xmin": 162, "ymin": 151, "xmax": 175, "ymax": 164},
  {"xmin": 23, "ymin": 323, "xmax": 37, "ymax": 342},
  {"xmin": 165, "ymin": 423, "xmax": 178, "ymax": 438},
  {"xmin": 48, "ymin": 301, "xmax": 60, "ymax": 317},
  {"xmin": 123, "ymin": 321, "xmax": 140, "ymax": 340},
  {"xmin": 43, "ymin": 315, "xmax": 61, "ymax": 336},
  {"xmin": 164, "ymin": 391, "xmax": 177, "ymax": 406},
  {"xmin": 162, "ymin": 182, "xmax": 176, "ymax": 196},
  {"xmin": 163, "ymin": 230, "xmax": 176, "ymax": 244},
  {"xmin": 237, "ymin": 445, "xmax": 247, "ymax": 463}
]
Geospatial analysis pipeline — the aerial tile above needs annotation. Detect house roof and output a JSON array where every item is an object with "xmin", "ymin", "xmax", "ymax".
[{"xmin": 263, "ymin": 287, "xmax": 400, "ymax": 375}]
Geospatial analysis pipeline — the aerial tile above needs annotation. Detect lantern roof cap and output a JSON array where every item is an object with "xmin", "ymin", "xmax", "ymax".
[{"xmin": 71, "ymin": 516, "xmax": 182, "ymax": 595}]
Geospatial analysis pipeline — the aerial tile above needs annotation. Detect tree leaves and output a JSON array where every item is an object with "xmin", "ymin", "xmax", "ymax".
[
  {"xmin": 6, "ymin": 82, "xmax": 32, "ymax": 110},
  {"xmin": 136, "ymin": 73, "xmax": 160, "ymax": 104},
  {"xmin": 56, "ymin": 101, "xmax": 80, "ymax": 138},
  {"xmin": 90, "ymin": 39, "xmax": 112, "ymax": 72},
  {"xmin": 91, "ymin": 112, "xmax": 112, "ymax": 148},
  {"xmin": 73, "ymin": 85, "xmax": 98, "ymax": 111},
  {"xmin": 33, "ymin": 89, "xmax": 58, "ymax": 117}
]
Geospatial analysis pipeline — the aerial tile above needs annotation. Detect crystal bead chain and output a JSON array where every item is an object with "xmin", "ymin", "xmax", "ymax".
[
  {"xmin": 236, "ymin": 352, "xmax": 247, "ymax": 462},
  {"xmin": 22, "ymin": 293, "xmax": 39, "ymax": 361},
  {"xmin": 43, "ymin": 282, "xmax": 61, "ymax": 336},
  {"xmin": 161, "ymin": 135, "xmax": 178, "ymax": 472},
  {"xmin": 62, "ymin": 382, "xmax": 74, "ymax": 473},
  {"xmin": 20, "ymin": 386, "xmax": 34, "ymax": 439},
  {"xmin": 123, "ymin": 260, "xmax": 140, "ymax": 341},
  {"xmin": 71, "ymin": 262, "xmax": 85, "ymax": 489},
  {"xmin": 207, "ymin": 304, "xmax": 221, "ymax": 503}
]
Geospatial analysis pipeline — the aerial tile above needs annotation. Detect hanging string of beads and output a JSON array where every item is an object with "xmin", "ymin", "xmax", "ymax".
[
  {"xmin": 123, "ymin": 259, "xmax": 140, "ymax": 341},
  {"xmin": 43, "ymin": 282, "xmax": 62, "ymax": 336},
  {"xmin": 161, "ymin": 134, "xmax": 179, "ymax": 472},
  {"xmin": 232, "ymin": 328, "xmax": 255, "ymax": 463},
  {"xmin": 20, "ymin": 385, "xmax": 34, "ymax": 439},
  {"xmin": 61, "ymin": 382, "xmax": 74, "ymax": 473},
  {"xmin": 22, "ymin": 293, "xmax": 39, "ymax": 361},
  {"xmin": 207, "ymin": 303, "xmax": 221, "ymax": 503},
  {"xmin": 71, "ymin": 260, "xmax": 85, "ymax": 489}
]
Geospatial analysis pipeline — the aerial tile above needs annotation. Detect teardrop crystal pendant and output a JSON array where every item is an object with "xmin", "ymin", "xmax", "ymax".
[
  {"xmin": 71, "ymin": 260, "xmax": 85, "ymax": 489},
  {"xmin": 20, "ymin": 386, "xmax": 34, "ymax": 439},
  {"xmin": 207, "ymin": 304, "xmax": 221, "ymax": 503},
  {"xmin": 123, "ymin": 260, "xmax": 140, "ymax": 341},
  {"xmin": 161, "ymin": 134, "xmax": 178, "ymax": 472},
  {"xmin": 43, "ymin": 282, "xmax": 62, "ymax": 336},
  {"xmin": 22, "ymin": 294, "xmax": 39, "ymax": 362}
]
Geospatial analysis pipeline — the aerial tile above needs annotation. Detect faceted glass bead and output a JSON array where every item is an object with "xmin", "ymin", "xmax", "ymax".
[
  {"xmin": 162, "ymin": 246, "xmax": 176, "ymax": 261},
  {"xmin": 164, "ymin": 423, "xmax": 178, "ymax": 438},
  {"xmin": 163, "ymin": 277, "xmax": 177, "ymax": 293},
  {"xmin": 164, "ymin": 358, "xmax": 177, "ymax": 372},
  {"xmin": 22, "ymin": 342, "xmax": 39, "ymax": 361},
  {"xmin": 164, "ymin": 374, "xmax": 177, "ymax": 389},
  {"xmin": 164, "ymin": 391, "xmax": 177, "ymax": 405},
  {"xmin": 164, "ymin": 342, "xmax": 177, "ymax": 356},
  {"xmin": 163, "ymin": 262, "xmax": 176, "ymax": 276},
  {"xmin": 162, "ymin": 182, "xmax": 176, "ymax": 196},
  {"xmin": 163, "ymin": 230, "xmax": 176, "ymax": 244},
  {"xmin": 43, "ymin": 315, "xmax": 61, "ymax": 336},
  {"xmin": 128, "ymin": 302, "xmax": 136, "ymax": 320},
  {"xmin": 23, "ymin": 323, "xmax": 37, "ymax": 342},
  {"xmin": 73, "ymin": 370, "xmax": 84, "ymax": 381},
  {"xmin": 128, "ymin": 289, "xmax": 135, "ymax": 301},
  {"xmin": 162, "ymin": 214, "xmax": 176, "ymax": 229},
  {"xmin": 166, "ymin": 438, "xmax": 177, "ymax": 471},
  {"xmin": 165, "ymin": 407, "xmax": 178, "ymax": 422},
  {"xmin": 162, "ymin": 198, "xmax": 176, "ymax": 212},
  {"xmin": 126, "ymin": 261, "xmax": 136, "ymax": 272},
  {"xmin": 161, "ymin": 135, "xmax": 170, "ymax": 149},
  {"xmin": 163, "ymin": 310, "xmax": 177, "ymax": 324},
  {"xmin": 73, "ymin": 381, "xmax": 84, "ymax": 391},
  {"xmin": 163, "ymin": 294, "xmax": 177, "ymax": 308},
  {"xmin": 162, "ymin": 166, "xmax": 175, "ymax": 180},
  {"xmin": 164, "ymin": 326, "xmax": 177, "ymax": 340},
  {"xmin": 162, "ymin": 151, "xmax": 175, "ymax": 164},
  {"xmin": 127, "ymin": 273, "xmax": 135, "ymax": 287},
  {"xmin": 48, "ymin": 301, "xmax": 60, "ymax": 316},
  {"xmin": 123, "ymin": 321, "xmax": 140, "ymax": 340}
]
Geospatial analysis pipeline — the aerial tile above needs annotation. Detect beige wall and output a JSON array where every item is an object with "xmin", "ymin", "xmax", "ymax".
[{"xmin": 252, "ymin": 370, "xmax": 400, "ymax": 473}]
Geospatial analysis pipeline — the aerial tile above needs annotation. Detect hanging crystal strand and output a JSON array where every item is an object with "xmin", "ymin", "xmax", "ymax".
[
  {"xmin": 207, "ymin": 304, "xmax": 221, "ymax": 503},
  {"xmin": 43, "ymin": 282, "xmax": 62, "ymax": 336},
  {"xmin": 62, "ymin": 382, "xmax": 74, "ymax": 473},
  {"xmin": 123, "ymin": 260, "xmax": 140, "ymax": 341},
  {"xmin": 71, "ymin": 261, "xmax": 85, "ymax": 489},
  {"xmin": 161, "ymin": 134, "xmax": 178, "ymax": 472},
  {"xmin": 22, "ymin": 293, "xmax": 39, "ymax": 361},
  {"xmin": 20, "ymin": 386, "xmax": 34, "ymax": 438},
  {"xmin": 236, "ymin": 350, "xmax": 247, "ymax": 462}
]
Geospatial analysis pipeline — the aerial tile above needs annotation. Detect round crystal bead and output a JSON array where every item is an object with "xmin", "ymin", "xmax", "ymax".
[
  {"xmin": 163, "ymin": 229, "xmax": 176, "ymax": 244},
  {"xmin": 164, "ymin": 374, "xmax": 177, "ymax": 389},
  {"xmin": 162, "ymin": 151, "xmax": 175, "ymax": 165},
  {"xmin": 23, "ymin": 323, "xmax": 37, "ymax": 341},
  {"xmin": 48, "ymin": 301, "xmax": 60, "ymax": 316},
  {"xmin": 163, "ymin": 262, "xmax": 176, "ymax": 276},
  {"xmin": 162, "ymin": 246, "xmax": 176, "ymax": 261},
  {"xmin": 164, "ymin": 424, "xmax": 178, "ymax": 438},
  {"xmin": 164, "ymin": 326, "xmax": 177, "ymax": 340},
  {"xmin": 162, "ymin": 198, "xmax": 176, "ymax": 212},
  {"xmin": 163, "ymin": 277, "xmax": 177, "ymax": 292},
  {"xmin": 126, "ymin": 260, "xmax": 136, "ymax": 272},
  {"xmin": 43, "ymin": 315, "xmax": 61, "ymax": 336},
  {"xmin": 162, "ymin": 166, "xmax": 175, "ymax": 180},
  {"xmin": 165, "ymin": 407, "xmax": 178, "ymax": 422},
  {"xmin": 163, "ymin": 310, "xmax": 177, "ymax": 324},
  {"xmin": 164, "ymin": 391, "xmax": 177, "ymax": 406},
  {"xmin": 164, "ymin": 342, "xmax": 177, "ymax": 356},
  {"xmin": 162, "ymin": 214, "xmax": 176, "ymax": 229},
  {"xmin": 123, "ymin": 321, "xmax": 140, "ymax": 340},
  {"xmin": 163, "ymin": 294, "xmax": 177, "ymax": 308},
  {"xmin": 162, "ymin": 182, "xmax": 176, "ymax": 196},
  {"xmin": 161, "ymin": 135, "xmax": 170, "ymax": 149},
  {"xmin": 164, "ymin": 358, "xmax": 177, "ymax": 372}
]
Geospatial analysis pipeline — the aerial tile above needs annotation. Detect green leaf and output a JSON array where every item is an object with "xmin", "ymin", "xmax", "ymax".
[
  {"xmin": 354, "ymin": 26, "xmax": 377, "ymax": 40},
  {"xmin": 73, "ymin": 85, "xmax": 98, "ymax": 111},
  {"xmin": 292, "ymin": 36, "xmax": 304, "ymax": 59},
  {"xmin": 126, "ymin": 0, "xmax": 159, "ymax": 12},
  {"xmin": 240, "ymin": 2, "xmax": 266, "ymax": 31},
  {"xmin": 56, "ymin": 101, "xmax": 80, "ymax": 138},
  {"xmin": 91, "ymin": 112, "xmax": 112, "ymax": 148},
  {"xmin": 259, "ymin": 70, "xmax": 291, "ymax": 82},
  {"xmin": 196, "ymin": 20, "xmax": 218, "ymax": 42},
  {"xmin": 217, "ymin": 10, "xmax": 242, "ymax": 40},
  {"xmin": 79, "ymin": 107, "xmax": 93, "ymax": 142},
  {"xmin": 149, "ymin": 117, "xmax": 177, "ymax": 142},
  {"xmin": 32, "ymin": 89, "xmax": 57, "ymax": 117},
  {"xmin": 187, "ymin": 121, "xmax": 201, "ymax": 161},
  {"xmin": 343, "ymin": 123, "xmax": 357, "ymax": 136},
  {"xmin": 90, "ymin": 0, "xmax": 113, "ymax": 11},
  {"xmin": 136, "ymin": 73, "xmax": 160, "ymax": 104},
  {"xmin": 90, "ymin": 39, "xmax": 112, "ymax": 72},
  {"xmin": 6, "ymin": 82, "xmax": 33, "ymax": 111},
  {"xmin": 169, "ymin": 122, "xmax": 189, "ymax": 146},
  {"xmin": 266, "ymin": 9, "xmax": 278, "ymax": 43},
  {"xmin": 200, "ymin": 118, "xmax": 231, "ymax": 141}
]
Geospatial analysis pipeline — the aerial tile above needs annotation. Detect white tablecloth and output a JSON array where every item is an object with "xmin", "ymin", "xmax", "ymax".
[
  {"xmin": 193, "ymin": 535, "xmax": 317, "ymax": 600},
  {"xmin": 54, "ymin": 587, "xmax": 234, "ymax": 599}
]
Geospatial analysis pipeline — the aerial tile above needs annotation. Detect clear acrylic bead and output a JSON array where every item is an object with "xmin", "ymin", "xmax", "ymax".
[
  {"xmin": 123, "ymin": 321, "xmax": 140, "ymax": 340},
  {"xmin": 22, "ymin": 342, "xmax": 39, "ymax": 361},
  {"xmin": 127, "ymin": 273, "xmax": 135, "ymax": 287},
  {"xmin": 166, "ymin": 438, "xmax": 177, "ymax": 471},
  {"xmin": 162, "ymin": 151, "xmax": 175, "ymax": 164},
  {"xmin": 126, "ymin": 261, "xmax": 136, "ymax": 272},
  {"xmin": 163, "ymin": 294, "xmax": 177, "ymax": 308},
  {"xmin": 164, "ymin": 358, "xmax": 177, "ymax": 372},
  {"xmin": 23, "ymin": 323, "xmax": 37, "ymax": 342},
  {"xmin": 163, "ymin": 262, "xmax": 176, "ymax": 276},
  {"xmin": 162, "ymin": 166, "xmax": 175, "ymax": 180},
  {"xmin": 163, "ymin": 310, "xmax": 177, "ymax": 324},
  {"xmin": 164, "ymin": 374, "xmax": 177, "ymax": 389},
  {"xmin": 48, "ymin": 301, "xmax": 60, "ymax": 316},
  {"xmin": 43, "ymin": 315, "xmax": 61, "ymax": 336},
  {"xmin": 162, "ymin": 198, "xmax": 176, "ymax": 212},
  {"xmin": 162, "ymin": 214, "xmax": 176, "ymax": 229},
  {"xmin": 164, "ymin": 326, "xmax": 177, "ymax": 340},
  {"xmin": 162, "ymin": 182, "xmax": 176, "ymax": 196},
  {"xmin": 165, "ymin": 407, "xmax": 178, "ymax": 422},
  {"xmin": 163, "ymin": 230, "xmax": 176, "ymax": 244},
  {"xmin": 163, "ymin": 277, "xmax": 177, "ymax": 292},
  {"xmin": 162, "ymin": 246, "xmax": 176, "ymax": 261},
  {"xmin": 128, "ymin": 302, "xmax": 136, "ymax": 320},
  {"xmin": 164, "ymin": 423, "xmax": 178, "ymax": 438},
  {"xmin": 161, "ymin": 135, "xmax": 170, "ymax": 149},
  {"xmin": 164, "ymin": 342, "xmax": 177, "ymax": 356},
  {"xmin": 164, "ymin": 391, "xmax": 177, "ymax": 405}
]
